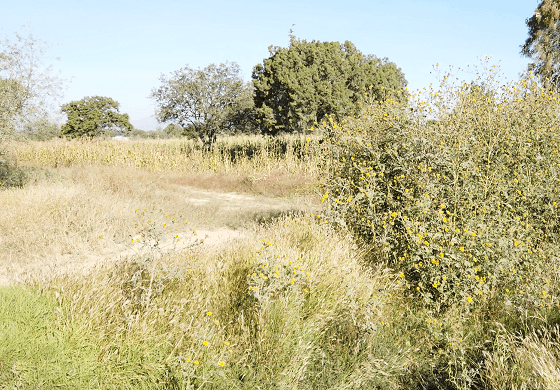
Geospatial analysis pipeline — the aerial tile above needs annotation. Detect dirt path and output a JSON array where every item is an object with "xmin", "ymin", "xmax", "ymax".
[
  {"xmin": 0, "ymin": 184, "xmax": 318, "ymax": 286},
  {"xmin": 0, "ymin": 227, "xmax": 247, "ymax": 286}
]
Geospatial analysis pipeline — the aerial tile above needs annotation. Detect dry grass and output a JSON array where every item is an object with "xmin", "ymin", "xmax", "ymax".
[
  {"xmin": 5, "ymin": 214, "xmax": 409, "ymax": 389},
  {"xmin": 0, "ymin": 163, "xmax": 319, "ymax": 285},
  {"xmin": 6, "ymin": 135, "xmax": 325, "ymax": 177}
]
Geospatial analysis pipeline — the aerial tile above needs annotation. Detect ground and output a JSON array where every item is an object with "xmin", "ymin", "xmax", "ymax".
[{"xmin": 0, "ymin": 165, "xmax": 319, "ymax": 285}]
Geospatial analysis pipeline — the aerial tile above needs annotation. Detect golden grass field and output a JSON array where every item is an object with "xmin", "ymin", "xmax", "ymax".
[{"xmin": 1, "ymin": 136, "xmax": 321, "ymax": 285}]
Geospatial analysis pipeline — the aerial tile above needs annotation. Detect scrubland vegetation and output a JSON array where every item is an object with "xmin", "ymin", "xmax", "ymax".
[{"xmin": 2, "ymin": 61, "xmax": 560, "ymax": 389}]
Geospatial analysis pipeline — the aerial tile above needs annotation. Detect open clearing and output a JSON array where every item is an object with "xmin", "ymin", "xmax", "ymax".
[{"xmin": 0, "ymin": 165, "xmax": 319, "ymax": 285}]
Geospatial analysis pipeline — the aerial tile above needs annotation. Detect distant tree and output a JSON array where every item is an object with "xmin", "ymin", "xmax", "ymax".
[
  {"xmin": 252, "ymin": 37, "xmax": 408, "ymax": 135},
  {"xmin": 150, "ymin": 62, "xmax": 253, "ymax": 146},
  {"xmin": 521, "ymin": 0, "xmax": 560, "ymax": 90},
  {"xmin": 223, "ymin": 82, "xmax": 259, "ymax": 134},
  {"xmin": 0, "ymin": 78, "xmax": 25, "ymax": 140},
  {"xmin": 161, "ymin": 124, "xmax": 184, "ymax": 138},
  {"xmin": 60, "ymin": 96, "xmax": 133, "ymax": 138},
  {"xmin": 22, "ymin": 117, "xmax": 60, "ymax": 141},
  {"xmin": 0, "ymin": 30, "xmax": 65, "ymax": 141}
]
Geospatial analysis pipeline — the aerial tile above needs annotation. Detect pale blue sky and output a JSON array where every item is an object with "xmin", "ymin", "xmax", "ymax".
[{"xmin": 1, "ymin": 0, "xmax": 538, "ymax": 129}]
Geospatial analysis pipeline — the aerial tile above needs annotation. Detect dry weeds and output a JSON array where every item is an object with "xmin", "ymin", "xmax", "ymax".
[{"xmin": 0, "ymin": 164, "xmax": 319, "ymax": 285}]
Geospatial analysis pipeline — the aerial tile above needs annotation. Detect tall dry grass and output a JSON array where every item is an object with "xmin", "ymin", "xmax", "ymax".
[
  {"xmin": 0, "ymin": 164, "xmax": 318, "ymax": 285},
  {"xmin": 6, "ymin": 135, "xmax": 325, "ymax": 177}
]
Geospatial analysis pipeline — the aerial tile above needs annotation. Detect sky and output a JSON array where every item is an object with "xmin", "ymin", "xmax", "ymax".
[{"xmin": 1, "ymin": 0, "xmax": 539, "ymax": 130}]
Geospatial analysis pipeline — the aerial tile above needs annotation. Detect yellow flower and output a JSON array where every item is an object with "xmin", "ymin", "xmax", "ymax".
[
  {"xmin": 206, "ymin": 311, "xmax": 212, "ymax": 316},
  {"xmin": 218, "ymin": 361, "xmax": 225, "ymax": 367},
  {"xmin": 466, "ymin": 296, "xmax": 473, "ymax": 303},
  {"xmin": 193, "ymin": 360, "xmax": 199, "ymax": 365},
  {"xmin": 202, "ymin": 340, "xmax": 209, "ymax": 346}
]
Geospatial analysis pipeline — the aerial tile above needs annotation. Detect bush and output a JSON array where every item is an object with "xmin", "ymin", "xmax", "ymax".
[
  {"xmin": 321, "ymin": 62, "xmax": 560, "ymax": 314},
  {"xmin": 0, "ymin": 150, "xmax": 27, "ymax": 188},
  {"xmin": 22, "ymin": 117, "xmax": 60, "ymax": 141}
]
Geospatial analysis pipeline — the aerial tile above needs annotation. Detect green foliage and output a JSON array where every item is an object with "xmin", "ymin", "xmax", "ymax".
[
  {"xmin": 129, "ymin": 125, "xmax": 199, "ymax": 140},
  {"xmin": 22, "ymin": 116, "xmax": 60, "ymax": 141},
  {"xmin": 0, "ymin": 150, "xmax": 27, "ymax": 189},
  {"xmin": 521, "ymin": 0, "xmax": 560, "ymax": 91},
  {"xmin": 60, "ymin": 96, "xmax": 133, "ymax": 139},
  {"xmin": 162, "ymin": 123, "xmax": 187, "ymax": 138},
  {"xmin": 321, "ymin": 61, "xmax": 560, "ymax": 314},
  {"xmin": 0, "ymin": 30, "xmax": 65, "ymax": 141},
  {"xmin": 150, "ymin": 62, "xmax": 255, "ymax": 145},
  {"xmin": 252, "ymin": 36, "xmax": 408, "ymax": 135}
]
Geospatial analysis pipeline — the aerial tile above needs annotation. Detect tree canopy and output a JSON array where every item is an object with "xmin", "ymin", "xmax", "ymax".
[
  {"xmin": 252, "ymin": 37, "xmax": 408, "ymax": 135},
  {"xmin": 521, "ymin": 0, "xmax": 560, "ymax": 90},
  {"xmin": 150, "ymin": 62, "xmax": 253, "ymax": 145},
  {"xmin": 60, "ymin": 96, "xmax": 133, "ymax": 138},
  {"xmin": 0, "ymin": 31, "xmax": 65, "ymax": 141}
]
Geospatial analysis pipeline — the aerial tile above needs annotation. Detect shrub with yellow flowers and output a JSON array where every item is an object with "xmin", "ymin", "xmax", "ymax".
[
  {"xmin": 247, "ymin": 239, "xmax": 312, "ymax": 304},
  {"xmin": 321, "ymin": 59, "xmax": 560, "ymax": 313}
]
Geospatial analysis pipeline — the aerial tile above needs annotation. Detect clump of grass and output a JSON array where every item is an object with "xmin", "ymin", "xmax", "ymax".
[
  {"xmin": 482, "ymin": 323, "xmax": 560, "ymax": 390},
  {"xmin": 30, "ymin": 213, "xmax": 412, "ymax": 389},
  {"xmin": 0, "ymin": 149, "xmax": 27, "ymax": 189},
  {"xmin": 0, "ymin": 286, "xmax": 99, "ymax": 389}
]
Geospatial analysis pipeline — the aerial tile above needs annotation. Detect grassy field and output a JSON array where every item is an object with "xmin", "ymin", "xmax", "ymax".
[{"xmin": 2, "ymin": 78, "xmax": 560, "ymax": 389}]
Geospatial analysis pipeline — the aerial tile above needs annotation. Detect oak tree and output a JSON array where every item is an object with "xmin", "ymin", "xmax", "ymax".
[
  {"xmin": 150, "ymin": 62, "xmax": 252, "ymax": 146},
  {"xmin": 60, "ymin": 96, "xmax": 133, "ymax": 138}
]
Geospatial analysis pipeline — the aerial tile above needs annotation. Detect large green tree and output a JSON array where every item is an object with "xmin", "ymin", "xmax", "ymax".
[
  {"xmin": 521, "ymin": 0, "xmax": 560, "ymax": 90},
  {"xmin": 252, "ymin": 37, "xmax": 408, "ymax": 135},
  {"xmin": 60, "ymin": 96, "xmax": 133, "ymax": 138},
  {"xmin": 150, "ymin": 62, "xmax": 253, "ymax": 146}
]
